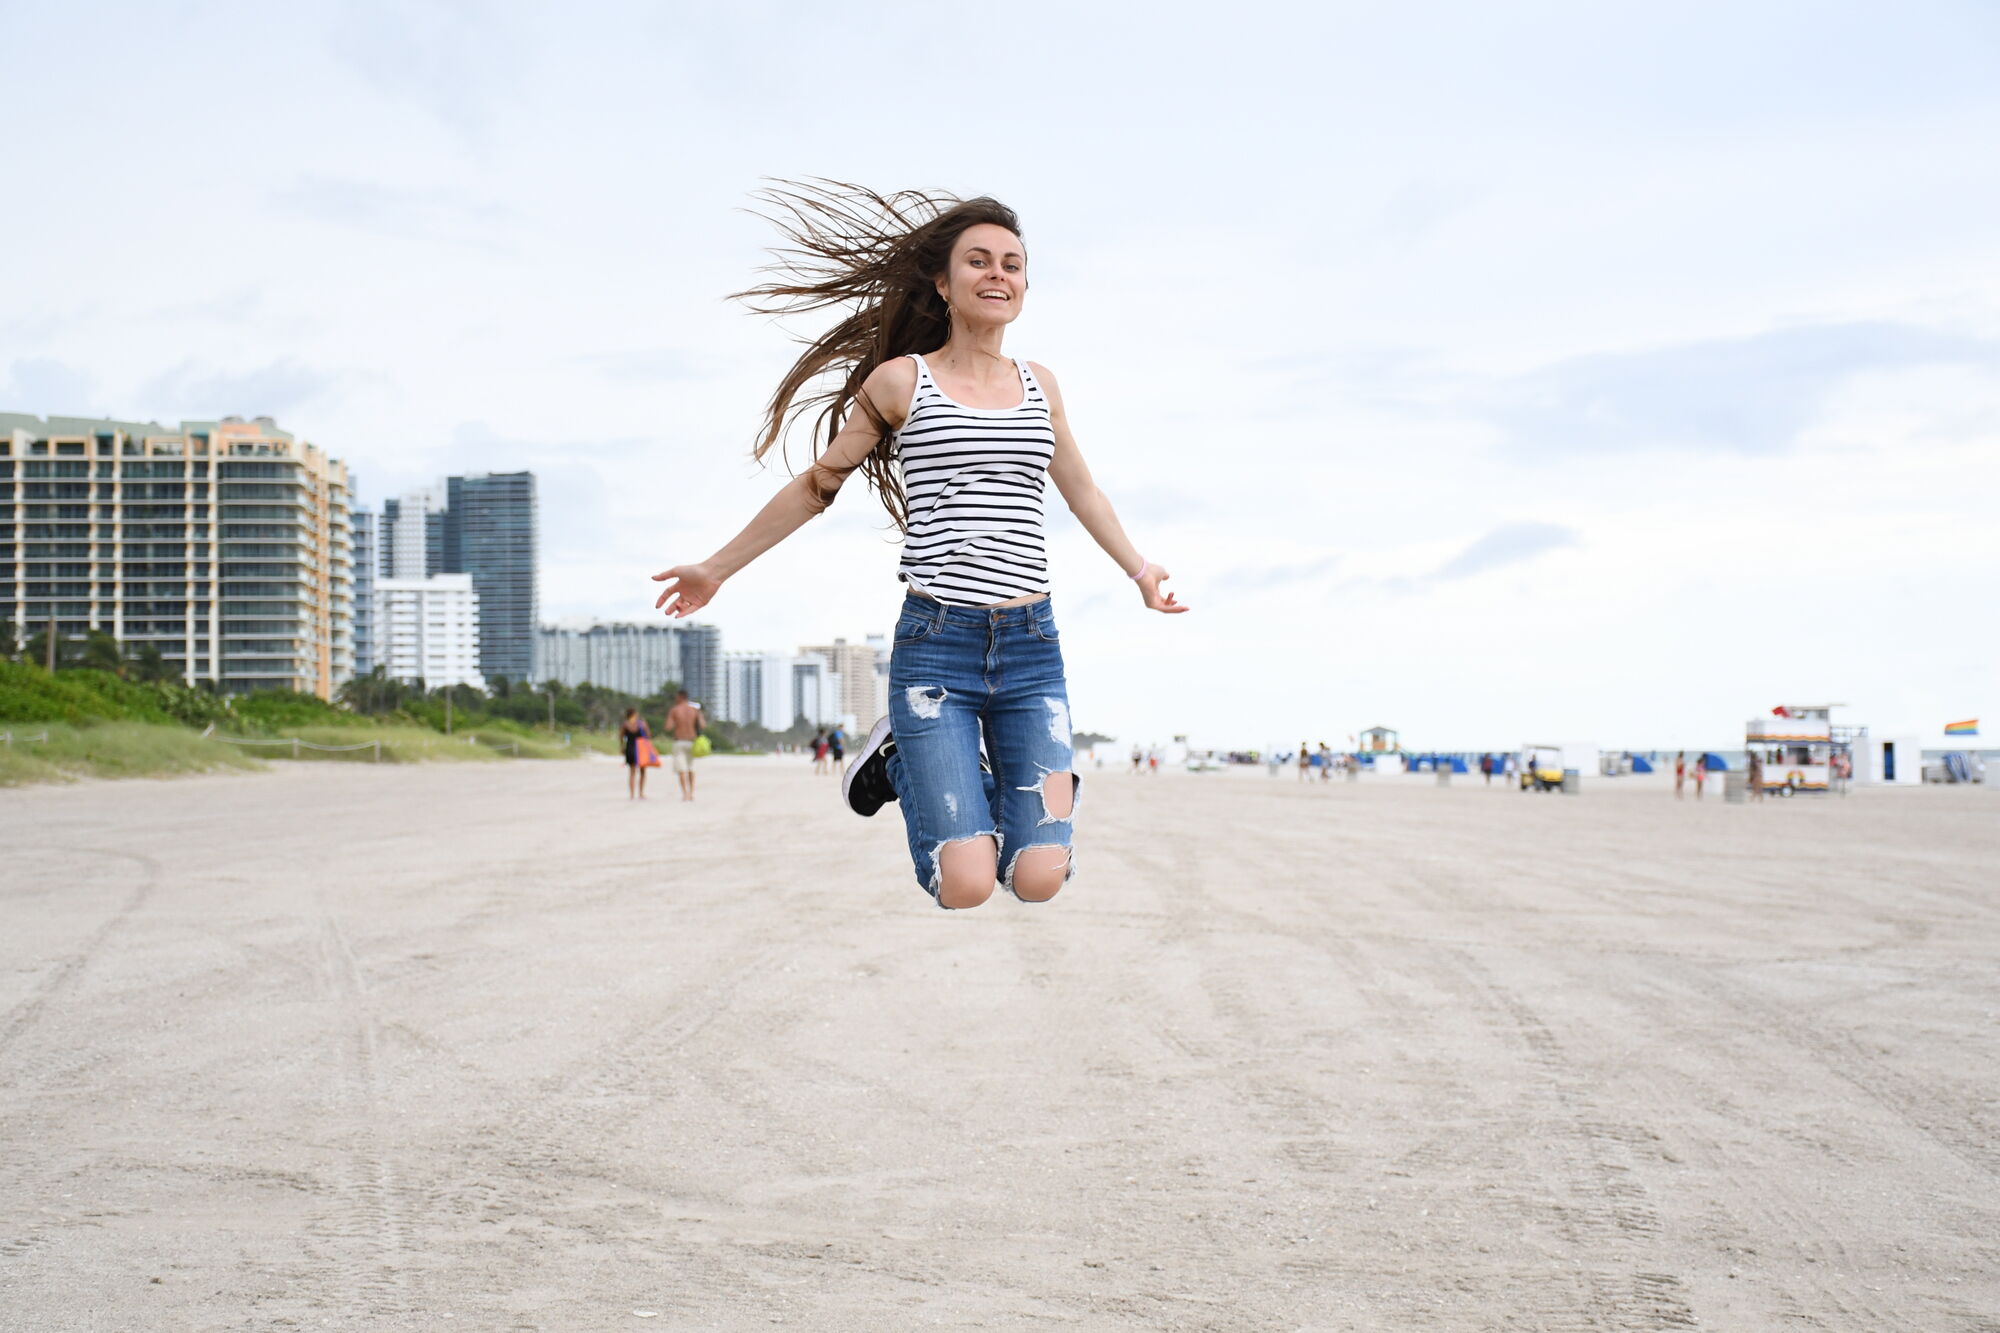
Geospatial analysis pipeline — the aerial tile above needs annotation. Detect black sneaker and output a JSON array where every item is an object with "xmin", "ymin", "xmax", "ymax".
[{"xmin": 842, "ymin": 715, "xmax": 898, "ymax": 817}]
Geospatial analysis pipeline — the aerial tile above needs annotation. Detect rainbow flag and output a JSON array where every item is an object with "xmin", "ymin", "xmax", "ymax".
[{"xmin": 1944, "ymin": 719, "xmax": 1978, "ymax": 737}]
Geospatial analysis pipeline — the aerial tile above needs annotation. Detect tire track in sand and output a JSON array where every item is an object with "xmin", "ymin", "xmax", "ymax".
[
  {"xmin": 0, "ymin": 849, "xmax": 160, "ymax": 1262},
  {"xmin": 0, "ymin": 848, "xmax": 161, "ymax": 1062},
  {"xmin": 306, "ymin": 913, "xmax": 416, "ymax": 1321}
]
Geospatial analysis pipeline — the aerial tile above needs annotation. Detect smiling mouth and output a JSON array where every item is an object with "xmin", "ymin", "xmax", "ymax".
[{"xmin": 977, "ymin": 291, "xmax": 1010, "ymax": 301}]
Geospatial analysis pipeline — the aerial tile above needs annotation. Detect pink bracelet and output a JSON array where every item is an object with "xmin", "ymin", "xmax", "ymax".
[{"xmin": 1129, "ymin": 559, "xmax": 1150, "ymax": 581}]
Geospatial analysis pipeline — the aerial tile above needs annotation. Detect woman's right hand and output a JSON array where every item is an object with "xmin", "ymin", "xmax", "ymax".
[{"xmin": 653, "ymin": 562, "xmax": 722, "ymax": 618}]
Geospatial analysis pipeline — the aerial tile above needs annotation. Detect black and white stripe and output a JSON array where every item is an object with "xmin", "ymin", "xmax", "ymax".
[{"xmin": 894, "ymin": 354, "xmax": 1056, "ymax": 606}]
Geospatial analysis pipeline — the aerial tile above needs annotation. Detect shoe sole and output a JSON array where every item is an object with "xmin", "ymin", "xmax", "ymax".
[{"xmin": 842, "ymin": 714, "xmax": 896, "ymax": 816}]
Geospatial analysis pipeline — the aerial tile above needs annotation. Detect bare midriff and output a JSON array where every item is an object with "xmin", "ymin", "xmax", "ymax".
[{"xmin": 906, "ymin": 581, "xmax": 1048, "ymax": 609}]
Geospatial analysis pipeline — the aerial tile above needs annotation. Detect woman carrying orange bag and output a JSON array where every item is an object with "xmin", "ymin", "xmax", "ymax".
[{"xmin": 621, "ymin": 707, "xmax": 660, "ymax": 800}]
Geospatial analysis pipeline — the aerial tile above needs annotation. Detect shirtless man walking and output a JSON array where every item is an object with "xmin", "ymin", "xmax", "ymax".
[{"xmin": 664, "ymin": 689, "xmax": 704, "ymax": 801}]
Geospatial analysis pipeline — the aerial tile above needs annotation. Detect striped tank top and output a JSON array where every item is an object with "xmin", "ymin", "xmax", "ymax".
[{"xmin": 893, "ymin": 352, "xmax": 1056, "ymax": 606}]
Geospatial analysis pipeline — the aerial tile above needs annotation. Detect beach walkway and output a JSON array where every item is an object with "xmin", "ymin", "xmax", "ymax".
[{"xmin": 2, "ymin": 758, "xmax": 1995, "ymax": 1329}]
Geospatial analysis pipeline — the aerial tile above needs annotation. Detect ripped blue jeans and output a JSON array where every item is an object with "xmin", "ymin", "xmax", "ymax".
[{"xmin": 886, "ymin": 594, "xmax": 1078, "ymax": 905}]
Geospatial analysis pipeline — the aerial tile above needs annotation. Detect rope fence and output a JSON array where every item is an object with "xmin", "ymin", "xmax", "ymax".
[
  {"xmin": 216, "ymin": 735, "xmax": 385, "ymax": 761},
  {"xmin": 4, "ymin": 726, "xmax": 537, "ymax": 761},
  {"xmin": 212, "ymin": 734, "xmax": 526, "ymax": 760}
]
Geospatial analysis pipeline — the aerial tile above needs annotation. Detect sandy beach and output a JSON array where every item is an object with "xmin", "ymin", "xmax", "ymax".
[{"xmin": 2, "ymin": 756, "xmax": 1995, "ymax": 1330}]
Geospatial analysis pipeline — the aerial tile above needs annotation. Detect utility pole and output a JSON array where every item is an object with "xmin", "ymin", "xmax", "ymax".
[
  {"xmin": 46, "ymin": 618, "xmax": 57, "ymax": 672},
  {"xmin": 547, "ymin": 686, "xmax": 555, "ymax": 731},
  {"xmin": 445, "ymin": 692, "xmax": 453, "ymax": 735}
]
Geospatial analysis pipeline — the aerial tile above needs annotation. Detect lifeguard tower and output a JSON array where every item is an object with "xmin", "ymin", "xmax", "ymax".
[
  {"xmin": 1359, "ymin": 726, "xmax": 1400, "ymax": 754},
  {"xmin": 1745, "ymin": 703, "xmax": 1856, "ymax": 795}
]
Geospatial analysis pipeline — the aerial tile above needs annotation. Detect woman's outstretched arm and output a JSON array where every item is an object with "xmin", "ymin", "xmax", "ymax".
[
  {"xmin": 652, "ymin": 359, "xmax": 915, "ymax": 617},
  {"xmin": 1036, "ymin": 362, "xmax": 1188, "ymax": 615}
]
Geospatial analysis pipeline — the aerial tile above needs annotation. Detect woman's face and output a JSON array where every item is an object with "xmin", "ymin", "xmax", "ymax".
[{"xmin": 938, "ymin": 222, "xmax": 1026, "ymax": 330}]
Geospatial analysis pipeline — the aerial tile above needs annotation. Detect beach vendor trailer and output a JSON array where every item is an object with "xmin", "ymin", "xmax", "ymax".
[{"xmin": 1745, "ymin": 703, "xmax": 1861, "ymax": 794}]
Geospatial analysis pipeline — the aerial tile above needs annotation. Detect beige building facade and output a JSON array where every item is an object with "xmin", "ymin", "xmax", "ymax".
[
  {"xmin": 798, "ymin": 635, "xmax": 889, "ymax": 731},
  {"xmin": 0, "ymin": 413, "xmax": 353, "ymax": 698}
]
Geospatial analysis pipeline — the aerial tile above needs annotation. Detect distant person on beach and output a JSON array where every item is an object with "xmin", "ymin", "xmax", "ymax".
[
  {"xmin": 1693, "ymin": 754, "xmax": 1708, "ymax": 799},
  {"xmin": 1297, "ymin": 743, "xmax": 1311, "ymax": 783},
  {"xmin": 1674, "ymin": 751, "xmax": 1686, "ymax": 799},
  {"xmin": 620, "ymin": 707, "xmax": 653, "ymax": 800},
  {"xmin": 1480, "ymin": 753, "xmax": 1493, "ymax": 785},
  {"xmin": 1317, "ymin": 742, "xmax": 1333, "ymax": 781},
  {"xmin": 1132, "ymin": 745, "xmax": 1144, "ymax": 775},
  {"xmin": 828, "ymin": 724, "xmax": 847, "ymax": 773},
  {"xmin": 651, "ymin": 184, "xmax": 1185, "ymax": 909},
  {"xmin": 1748, "ymin": 749, "xmax": 1765, "ymax": 801},
  {"xmin": 811, "ymin": 728, "xmax": 830, "ymax": 774},
  {"xmin": 663, "ymin": 689, "xmax": 703, "ymax": 802}
]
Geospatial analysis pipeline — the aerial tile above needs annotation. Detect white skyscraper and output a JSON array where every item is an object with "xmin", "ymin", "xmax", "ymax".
[
  {"xmin": 721, "ymin": 650, "xmax": 841, "ymax": 731},
  {"xmin": 380, "ymin": 486, "xmax": 443, "ymax": 580},
  {"xmin": 377, "ymin": 573, "xmax": 484, "ymax": 690}
]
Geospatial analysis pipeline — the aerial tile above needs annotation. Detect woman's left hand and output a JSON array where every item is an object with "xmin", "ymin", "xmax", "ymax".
[{"xmin": 1137, "ymin": 565, "xmax": 1188, "ymax": 614}]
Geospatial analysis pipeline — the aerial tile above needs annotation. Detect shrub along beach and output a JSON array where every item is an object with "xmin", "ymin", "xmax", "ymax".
[{"xmin": 0, "ymin": 655, "xmax": 651, "ymax": 786}]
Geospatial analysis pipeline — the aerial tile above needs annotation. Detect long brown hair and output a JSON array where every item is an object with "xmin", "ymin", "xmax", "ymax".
[{"xmin": 733, "ymin": 179, "xmax": 1023, "ymax": 532}]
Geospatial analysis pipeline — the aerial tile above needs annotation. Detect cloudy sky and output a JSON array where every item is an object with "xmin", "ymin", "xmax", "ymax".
[{"xmin": 5, "ymin": 1, "xmax": 1996, "ymax": 750}]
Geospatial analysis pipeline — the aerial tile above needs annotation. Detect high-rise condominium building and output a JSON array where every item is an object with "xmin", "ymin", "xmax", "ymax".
[
  {"xmin": 677, "ymin": 621, "xmax": 722, "ymax": 711},
  {"xmin": 798, "ymin": 635, "xmax": 890, "ymax": 730},
  {"xmin": 379, "ymin": 486, "xmax": 443, "ymax": 581},
  {"xmin": 533, "ymin": 620, "xmax": 721, "ymax": 698},
  {"xmin": 377, "ymin": 473, "xmax": 537, "ymax": 687},
  {"xmin": 377, "ymin": 574, "xmax": 483, "ymax": 690},
  {"xmin": 720, "ymin": 649, "xmax": 840, "ymax": 732},
  {"xmin": 351, "ymin": 505, "xmax": 377, "ymax": 676},
  {"xmin": 0, "ymin": 413, "xmax": 352, "ymax": 697},
  {"xmin": 439, "ymin": 472, "xmax": 536, "ymax": 686}
]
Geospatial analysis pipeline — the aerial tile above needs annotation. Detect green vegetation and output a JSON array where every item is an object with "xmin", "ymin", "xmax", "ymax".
[
  {"xmin": 0, "ymin": 629, "xmax": 827, "ymax": 787},
  {"xmin": 0, "ymin": 654, "xmax": 616, "ymax": 786},
  {"xmin": 0, "ymin": 722, "xmax": 263, "ymax": 787},
  {"xmin": 0, "ymin": 660, "xmax": 231, "ymax": 728}
]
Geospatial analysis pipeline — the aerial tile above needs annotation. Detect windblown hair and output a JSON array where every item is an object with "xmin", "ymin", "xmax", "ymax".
[{"xmin": 734, "ymin": 180, "xmax": 1023, "ymax": 532}]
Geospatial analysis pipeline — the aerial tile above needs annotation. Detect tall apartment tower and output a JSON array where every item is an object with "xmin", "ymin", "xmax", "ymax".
[
  {"xmin": 379, "ymin": 473, "xmax": 537, "ymax": 687},
  {"xmin": 438, "ymin": 472, "xmax": 536, "ymax": 686},
  {"xmin": 0, "ymin": 413, "xmax": 352, "ymax": 698},
  {"xmin": 351, "ymin": 505, "xmax": 377, "ymax": 676},
  {"xmin": 377, "ymin": 573, "xmax": 483, "ymax": 690},
  {"xmin": 676, "ymin": 621, "xmax": 722, "ymax": 711},
  {"xmin": 532, "ymin": 619, "xmax": 724, "ymax": 697},
  {"xmin": 717, "ymin": 650, "xmax": 823, "ymax": 731},
  {"xmin": 798, "ymin": 636, "xmax": 889, "ymax": 730},
  {"xmin": 379, "ymin": 487, "xmax": 443, "ymax": 581}
]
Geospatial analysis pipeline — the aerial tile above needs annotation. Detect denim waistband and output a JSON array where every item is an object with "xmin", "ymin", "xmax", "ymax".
[{"xmin": 902, "ymin": 593, "xmax": 1053, "ymax": 628}]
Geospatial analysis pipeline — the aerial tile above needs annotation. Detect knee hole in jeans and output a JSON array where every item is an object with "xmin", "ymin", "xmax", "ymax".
[
  {"xmin": 932, "ymin": 834, "xmax": 998, "ymax": 910},
  {"xmin": 1005, "ymin": 844, "xmax": 1072, "ymax": 902}
]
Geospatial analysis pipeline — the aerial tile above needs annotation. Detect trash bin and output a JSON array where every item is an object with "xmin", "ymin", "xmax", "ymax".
[
  {"xmin": 1560, "ymin": 769, "xmax": 1580, "ymax": 794},
  {"xmin": 1436, "ymin": 765, "xmax": 1451, "ymax": 787},
  {"xmin": 1723, "ymin": 771, "xmax": 1747, "ymax": 804}
]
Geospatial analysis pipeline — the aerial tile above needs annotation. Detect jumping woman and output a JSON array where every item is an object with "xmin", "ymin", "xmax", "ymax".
[{"xmin": 652, "ymin": 183, "xmax": 1187, "ymax": 909}]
